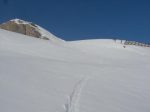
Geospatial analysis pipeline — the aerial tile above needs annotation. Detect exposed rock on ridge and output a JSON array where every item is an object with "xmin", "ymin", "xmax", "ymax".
[{"xmin": 0, "ymin": 19, "xmax": 63, "ymax": 42}]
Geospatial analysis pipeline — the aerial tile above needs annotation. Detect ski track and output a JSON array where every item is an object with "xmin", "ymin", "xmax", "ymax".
[{"xmin": 64, "ymin": 77, "xmax": 88, "ymax": 112}]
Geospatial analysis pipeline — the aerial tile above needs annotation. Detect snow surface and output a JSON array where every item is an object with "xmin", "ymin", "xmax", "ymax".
[{"xmin": 0, "ymin": 29, "xmax": 150, "ymax": 112}]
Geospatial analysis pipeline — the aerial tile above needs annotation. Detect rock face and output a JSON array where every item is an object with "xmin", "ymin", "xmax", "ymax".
[{"xmin": 0, "ymin": 19, "xmax": 49, "ymax": 40}]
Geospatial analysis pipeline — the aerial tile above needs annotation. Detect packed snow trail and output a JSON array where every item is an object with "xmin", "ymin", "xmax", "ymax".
[{"xmin": 64, "ymin": 77, "xmax": 88, "ymax": 112}]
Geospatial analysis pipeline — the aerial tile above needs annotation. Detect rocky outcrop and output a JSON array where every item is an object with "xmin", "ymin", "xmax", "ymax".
[
  {"xmin": 0, "ymin": 19, "xmax": 49, "ymax": 40},
  {"xmin": 124, "ymin": 40, "xmax": 150, "ymax": 47}
]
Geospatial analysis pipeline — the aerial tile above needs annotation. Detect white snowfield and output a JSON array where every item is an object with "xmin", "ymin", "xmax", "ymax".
[{"xmin": 0, "ymin": 28, "xmax": 150, "ymax": 112}]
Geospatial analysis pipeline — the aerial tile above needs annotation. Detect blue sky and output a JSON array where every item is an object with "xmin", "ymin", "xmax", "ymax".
[{"xmin": 0, "ymin": 0, "xmax": 150, "ymax": 42}]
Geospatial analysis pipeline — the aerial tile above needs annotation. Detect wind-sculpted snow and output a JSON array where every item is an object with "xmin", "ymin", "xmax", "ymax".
[{"xmin": 0, "ymin": 29, "xmax": 150, "ymax": 112}]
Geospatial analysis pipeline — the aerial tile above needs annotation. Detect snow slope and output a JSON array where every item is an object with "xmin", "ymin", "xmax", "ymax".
[{"xmin": 0, "ymin": 29, "xmax": 150, "ymax": 112}]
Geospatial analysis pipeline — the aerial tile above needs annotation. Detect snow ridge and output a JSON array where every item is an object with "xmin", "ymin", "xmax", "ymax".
[
  {"xmin": 10, "ymin": 19, "xmax": 64, "ymax": 42},
  {"xmin": 64, "ymin": 77, "xmax": 88, "ymax": 112}
]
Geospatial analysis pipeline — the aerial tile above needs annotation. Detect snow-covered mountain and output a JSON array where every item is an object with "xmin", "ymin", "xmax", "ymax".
[
  {"xmin": 0, "ymin": 22, "xmax": 150, "ymax": 112},
  {"xmin": 0, "ymin": 19, "xmax": 64, "ymax": 43}
]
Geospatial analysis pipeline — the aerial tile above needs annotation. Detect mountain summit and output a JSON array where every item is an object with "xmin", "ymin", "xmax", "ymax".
[{"xmin": 0, "ymin": 19, "xmax": 64, "ymax": 42}]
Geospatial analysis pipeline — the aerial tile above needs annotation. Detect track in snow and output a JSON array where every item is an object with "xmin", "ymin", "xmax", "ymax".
[{"xmin": 64, "ymin": 77, "xmax": 88, "ymax": 112}]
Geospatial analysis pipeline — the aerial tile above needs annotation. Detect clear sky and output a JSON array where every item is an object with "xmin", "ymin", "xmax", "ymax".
[{"xmin": 0, "ymin": 0, "xmax": 150, "ymax": 42}]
